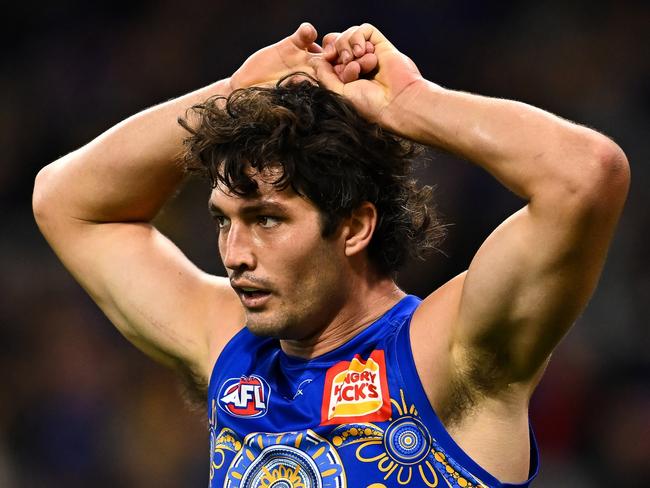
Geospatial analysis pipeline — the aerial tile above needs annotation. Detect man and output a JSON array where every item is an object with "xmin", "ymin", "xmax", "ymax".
[{"xmin": 33, "ymin": 22, "xmax": 629, "ymax": 487}]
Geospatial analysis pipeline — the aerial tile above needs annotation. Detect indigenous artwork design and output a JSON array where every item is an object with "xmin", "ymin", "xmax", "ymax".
[
  {"xmin": 221, "ymin": 430, "xmax": 345, "ymax": 488},
  {"xmin": 209, "ymin": 389, "xmax": 488, "ymax": 488}
]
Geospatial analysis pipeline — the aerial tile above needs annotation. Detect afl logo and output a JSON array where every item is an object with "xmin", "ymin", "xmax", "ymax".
[{"xmin": 218, "ymin": 375, "xmax": 271, "ymax": 418}]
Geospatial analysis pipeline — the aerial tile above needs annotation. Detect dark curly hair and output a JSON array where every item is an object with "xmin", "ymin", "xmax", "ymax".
[{"xmin": 179, "ymin": 74, "xmax": 445, "ymax": 276}]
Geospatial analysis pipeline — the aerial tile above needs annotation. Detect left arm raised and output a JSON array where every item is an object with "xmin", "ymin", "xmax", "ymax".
[
  {"xmin": 314, "ymin": 24, "xmax": 630, "ymax": 383},
  {"xmin": 398, "ymin": 82, "xmax": 629, "ymax": 382}
]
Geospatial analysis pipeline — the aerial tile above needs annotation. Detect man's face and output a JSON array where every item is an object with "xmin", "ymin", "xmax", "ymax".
[{"xmin": 209, "ymin": 176, "xmax": 350, "ymax": 340}]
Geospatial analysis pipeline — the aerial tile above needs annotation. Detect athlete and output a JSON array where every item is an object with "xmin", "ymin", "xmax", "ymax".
[{"xmin": 33, "ymin": 23, "xmax": 629, "ymax": 487}]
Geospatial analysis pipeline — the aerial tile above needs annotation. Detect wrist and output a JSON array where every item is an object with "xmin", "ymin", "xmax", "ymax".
[
  {"xmin": 223, "ymin": 76, "xmax": 236, "ymax": 94},
  {"xmin": 380, "ymin": 79, "xmax": 445, "ymax": 143},
  {"xmin": 207, "ymin": 77, "xmax": 235, "ymax": 97}
]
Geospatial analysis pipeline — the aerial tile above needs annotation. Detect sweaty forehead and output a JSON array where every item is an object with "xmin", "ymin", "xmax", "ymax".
[{"xmin": 209, "ymin": 162, "xmax": 320, "ymax": 215}]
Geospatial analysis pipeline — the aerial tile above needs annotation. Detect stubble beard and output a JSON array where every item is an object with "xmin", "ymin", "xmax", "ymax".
[{"xmin": 244, "ymin": 305, "xmax": 300, "ymax": 339}]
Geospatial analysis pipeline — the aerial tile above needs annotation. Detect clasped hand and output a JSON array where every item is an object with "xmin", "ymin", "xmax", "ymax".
[{"xmin": 230, "ymin": 22, "xmax": 424, "ymax": 127}]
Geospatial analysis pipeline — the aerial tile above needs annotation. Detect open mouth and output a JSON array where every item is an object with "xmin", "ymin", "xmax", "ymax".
[
  {"xmin": 233, "ymin": 286, "xmax": 272, "ymax": 307},
  {"xmin": 239, "ymin": 288, "xmax": 270, "ymax": 299}
]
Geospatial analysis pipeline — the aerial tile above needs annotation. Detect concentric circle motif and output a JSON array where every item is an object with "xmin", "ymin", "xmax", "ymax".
[
  {"xmin": 225, "ymin": 430, "xmax": 346, "ymax": 488},
  {"xmin": 241, "ymin": 445, "xmax": 320, "ymax": 487},
  {"xmin": 383, "ymin": 416, "xmax": 431, "ymax": 465}
]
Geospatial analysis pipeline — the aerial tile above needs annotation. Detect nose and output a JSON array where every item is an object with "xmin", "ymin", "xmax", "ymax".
[{"xmin": 220, "ymin": 222, "xmax": 256, "ymax": 272}]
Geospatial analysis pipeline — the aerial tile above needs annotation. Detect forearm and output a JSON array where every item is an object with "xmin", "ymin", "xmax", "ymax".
[
  {"xmin": 386, "ymin": 80, "xmax": 627, "ymax": 204},
  {"xmin": 34, "ymin": 77, "xmax": 232, "ymax": 224}
]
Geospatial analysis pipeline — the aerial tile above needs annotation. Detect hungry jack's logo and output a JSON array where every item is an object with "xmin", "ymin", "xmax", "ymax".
[
  {"xmin": 321, "ymin": 350, "xmax": 391, "ymax": 425},
  {"xmin": 218, "ymin": 375, "xmax": 270, "ymax": 418}
]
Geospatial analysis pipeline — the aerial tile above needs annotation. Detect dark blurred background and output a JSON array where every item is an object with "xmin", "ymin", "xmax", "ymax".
[{"xmin": 1, "ymin": 0, "xmax": 648, "ymax": 486}]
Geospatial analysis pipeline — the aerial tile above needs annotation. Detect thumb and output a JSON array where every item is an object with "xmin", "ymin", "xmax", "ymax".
[
  {"xmin": 310, "ymin": 57, "xmax": 344, "ymax": 94},
  {"xmin": 290, "ymin": 22, "xmax": 318, "ymax": 49}
]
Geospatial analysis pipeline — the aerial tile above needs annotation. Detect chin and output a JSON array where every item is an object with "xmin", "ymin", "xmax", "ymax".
[
  {"xmin": 245, "ymin": 311, "xmax": 294, "ymax": 339},
  {"xmin": 244, "ymin": 298, "xmax": 326, "ymax": 341}
]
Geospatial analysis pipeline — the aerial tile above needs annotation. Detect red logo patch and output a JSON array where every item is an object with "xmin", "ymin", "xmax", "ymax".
[
  {"xmin": 320, "ymin": 350, "xmax": 391, "ymax": 425},
  {"xmin": 218, "ymin": 375, "xmax": 270, "ymax": 418}
]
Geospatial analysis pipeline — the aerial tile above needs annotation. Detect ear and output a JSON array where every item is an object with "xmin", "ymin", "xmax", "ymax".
[{"xmin": 343, "ymin": 202, "xmax": 378, "ymax": 257}]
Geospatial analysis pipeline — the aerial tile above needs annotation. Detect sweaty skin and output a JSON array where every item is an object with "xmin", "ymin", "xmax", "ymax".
[
  {"xmin": 313, "ymin": 24, "xmax": 629, "ymax": 481},
  {"xmin": 33, "ymin": 22, "xmax": 629, "ymax": 484},
  {"xmin": 32, "ymin": 23, "xmax": 329, "ymax": 383},
  {"xmin": 210, "ymin": 174, "xmax": 405, "ymax": 357}
]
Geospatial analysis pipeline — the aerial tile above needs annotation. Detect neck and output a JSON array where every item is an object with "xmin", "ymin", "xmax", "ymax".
[{"xmin": 280, "ymin": 275, "xmax": 405, "ymax": 359}]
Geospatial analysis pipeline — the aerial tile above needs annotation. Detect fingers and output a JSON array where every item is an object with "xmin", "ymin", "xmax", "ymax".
[
  {"xmin": 340, "ymin": 61, "xmax": 361, "ymax": 84},
  {"xmin": 356, "ymin": 52, "xmax": 378, "ymax": 73},
  {"xmin": 320, "ymin": 24, "xmax": 381, "ymax": 83},
  {"xmin": 310, "ymin": 57, "xmax": 344, "ymax": 94},
  {"xmin": 322, "ymin": 32, "xmax": 339, "ymax": 46},
  {"xmin": 322, "ymin": 32, "xmax": 340, "ymax": 61},
  {"xmin": 348, "ymin": 28, "xmax": 367, "ymax": 58},
  {"xmin": 333, "ymin": 24, "xmax": 382, "ymax": 64},
  {"xmin": 307, "ymin": 42, "xmax": 323, "ymax": 54},
  {"xmin": 290, "ymin": 22, "xmax": 318, "ymax": 49},
  {"xmin": 334, "ymin": 26, "xmax": 359, "ymax": 65},
  {"xmin": 330, "ymin": 52, "xmax": 376, "ymax": 81},
  {"xmin": 323, "ymin": 30, "xmax": 374, "ymax": 64}
]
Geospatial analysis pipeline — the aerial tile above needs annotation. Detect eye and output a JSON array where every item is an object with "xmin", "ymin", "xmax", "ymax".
[
  {"xmin": 214, "ymin": 215, "xmax": 231, "ymax": 229},
  {"xmin": 258, "ymin": 216, "xmax": 281, "ymax": 228}
]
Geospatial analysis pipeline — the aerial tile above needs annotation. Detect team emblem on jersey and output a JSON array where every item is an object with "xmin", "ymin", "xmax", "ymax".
[
  {"xmin": 218, "ymin": 375, "xmax": 270, "ymax": 418},
  {"xmin": 321, "ymin": 349, "xmax": 391, "ymax": 425}
]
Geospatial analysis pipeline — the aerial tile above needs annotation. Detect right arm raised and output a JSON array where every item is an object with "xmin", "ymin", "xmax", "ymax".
[{"xmin": 32, "ymin": 23, "xmax": 324, "ymax": 386}]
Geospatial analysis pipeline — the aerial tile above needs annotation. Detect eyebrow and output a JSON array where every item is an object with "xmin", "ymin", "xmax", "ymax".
[{"xmin": 208, "ymin": 199, "xmax": 291, "ymax": 217}]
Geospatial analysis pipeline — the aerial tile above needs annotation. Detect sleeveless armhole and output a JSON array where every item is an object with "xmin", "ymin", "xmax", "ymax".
[
  {"xmin": 393, "ymin": 311, "xmax": 540, "ymax": 487},
  {"xmin": 206, "ymin": 327, "xmax": 261, "ymax": 407}
]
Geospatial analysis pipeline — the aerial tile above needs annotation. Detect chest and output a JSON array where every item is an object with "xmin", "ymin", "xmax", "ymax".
[{"xmin": 207, "ymin": 347, "xmax": 492, "ymax": 488}]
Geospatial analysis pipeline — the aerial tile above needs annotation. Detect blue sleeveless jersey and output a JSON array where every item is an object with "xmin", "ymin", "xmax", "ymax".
[{"xmin": 207, "ymin": 295, "xmax": 538, "ymax": 487}]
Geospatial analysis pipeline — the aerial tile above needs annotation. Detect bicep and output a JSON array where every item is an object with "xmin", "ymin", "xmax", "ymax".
[
  {"xmin": 38, "ymin": 218, "xmax": 245, "ymax": 378},
  {"xmin": 455, "ymin": 196, "xmax": 621, "ymax": 380}
]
